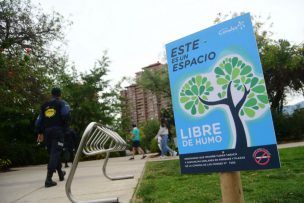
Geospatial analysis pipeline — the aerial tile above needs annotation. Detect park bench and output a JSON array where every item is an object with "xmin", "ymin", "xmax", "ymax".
[{"xmin": 65, "ymin": 122, "xmax": 134, "ymax": 203}]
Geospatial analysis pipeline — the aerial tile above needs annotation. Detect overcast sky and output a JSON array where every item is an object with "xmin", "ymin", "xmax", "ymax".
[{"xmin": 33, "ymin": 0, "xmax": 304, "ymax": 104}]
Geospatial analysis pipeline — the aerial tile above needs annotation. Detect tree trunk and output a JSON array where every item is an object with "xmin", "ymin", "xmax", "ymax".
[
  {"xmin": 229, "ymin": 105, "xmax": 247, "ymax": 150},
  {"xmin": 198, "ymin": 82, "xmax": 250, "ymax": 150}
]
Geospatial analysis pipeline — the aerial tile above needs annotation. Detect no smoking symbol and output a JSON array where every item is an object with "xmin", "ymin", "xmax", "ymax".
[{"xmin": 253, "ymin": 149, "xmax": 271, "ymax": 166}]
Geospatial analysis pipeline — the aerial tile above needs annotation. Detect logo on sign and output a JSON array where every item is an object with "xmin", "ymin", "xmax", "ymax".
[{"xmin": 218, "ymin": 20, "xmax": 245, "ymax": 36}]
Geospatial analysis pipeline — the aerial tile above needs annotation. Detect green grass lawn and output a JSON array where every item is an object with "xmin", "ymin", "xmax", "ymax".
[{"xmin": 133, "ymin": 147, "xmax": 304, "ymax": 203}]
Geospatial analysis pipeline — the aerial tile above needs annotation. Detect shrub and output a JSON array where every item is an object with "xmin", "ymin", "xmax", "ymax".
[
  {"xmin": 272, "ymin": 109, "xmax": 304, "ymax": 142},
  {"xmin": 0, "ymin": 138, "xmax": 48, "ymax": 167},
  {"xmin": 289, "ymin": 109, "xmax": 304, "ymax": 140},
  {"xmin": 150, "ymin": 138, "xmax": 160, "ymax": 153},
  {"xmin": 140, "ymin": 119, "xmax": 160, "ymax": 150},
  {"xmin": 0, "ymin": 159, "xmax": 12, "ymax": 171}
]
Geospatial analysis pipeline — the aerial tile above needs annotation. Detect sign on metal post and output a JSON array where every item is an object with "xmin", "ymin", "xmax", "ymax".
[{"xmin": 165, "ymin": 13, "xmax": 280, "ymax": 174}]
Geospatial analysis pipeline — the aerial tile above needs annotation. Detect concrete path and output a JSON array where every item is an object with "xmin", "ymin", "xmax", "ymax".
[
  {"xmin": 1, "ymin": 142, "xmax": 303, "ymax": 203},
  {"xmin": 0, "ymin": 156, "xmax": 146, "ymax": 203},
  {"xmin": 277, "ymin": 141, "xmax": 304, "ymax": 149}
]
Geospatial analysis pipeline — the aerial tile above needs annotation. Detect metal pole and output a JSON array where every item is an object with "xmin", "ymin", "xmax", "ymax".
[{"xmin": 102, "ymin": 149, "xmax": 134, "ymax": 181}]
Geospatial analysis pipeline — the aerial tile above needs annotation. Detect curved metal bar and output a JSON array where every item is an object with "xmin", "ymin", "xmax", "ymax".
[
  {"xmin": 102, "ymin": 141, "xmax": 134, "ymax": 181},
  {"xmin": 65, "ymin": 122, "xmax": 134, "ymax": 203}
]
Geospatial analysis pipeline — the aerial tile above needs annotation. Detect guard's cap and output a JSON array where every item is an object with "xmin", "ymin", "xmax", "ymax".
[{"xmin": 51, "ymin": 87, "xmax": 61, "ymax": 97}]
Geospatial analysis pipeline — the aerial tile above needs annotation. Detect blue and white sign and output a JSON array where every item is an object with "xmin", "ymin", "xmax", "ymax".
[{"xmin": 166, "ymin": 13, "xmax": 280, "ymax": 174}]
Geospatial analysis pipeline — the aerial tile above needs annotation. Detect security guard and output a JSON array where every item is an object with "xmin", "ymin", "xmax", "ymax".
[{"xmin": 36, "ymin": 87, "xmax": 70, "ymax": 187}]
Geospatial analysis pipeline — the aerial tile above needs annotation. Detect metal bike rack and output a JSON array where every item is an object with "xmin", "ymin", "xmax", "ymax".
[{"xmin": 65, "ymin": 122, "xmax": 134, "ymax": 203}]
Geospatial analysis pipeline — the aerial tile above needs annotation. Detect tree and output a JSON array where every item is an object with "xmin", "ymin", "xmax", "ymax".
[
  {"xmin": 179, "ymin": 55, "xmax": 268, "ymax": 150},
  {"xmin": 214, "ymin": 12, "xmax": 304, "ymax": 114},
  {"xmin": 0, "ymin": 0, "xmax": 67, "ymax": 56},
  {"xmin": 0, "ymin": 0, "xmax": 70, "ymax": 111},
  {"xmin": 112, "ymin": 77, "xmax": 133, "ymax": 136},
  {"xmin": 261, "ymin": 40, "xmax": 304, "ymax": 113},
  {"xmin": 0, "ymin": 0, "xmax": 70, "ymax": 166},
  {"xmin": 140, "ymin": 119, "xmax": 160, "ymax": 150},
  {"xmin": 137, "ymin": 64, "xmax": 171, "ymax": 98},
  {"xmin": 61, "ymin": 53, "xmax": 116, "ymax": 134},
  {"xmin": 0, "ymin": 0, "xmax": 69, "ymax": 115},
  {"xmin": 136, "ymin": 64, "xmax": 172, "ymax": 119}
]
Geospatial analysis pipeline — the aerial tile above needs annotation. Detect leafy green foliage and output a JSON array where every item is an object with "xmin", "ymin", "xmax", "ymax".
[
  {"xmin": 140, "ymin": 119, "xmax": 160, "ymax": 151},
  {"xmin": 179, "ymin": 56, "xmax": 268, "ymax": 118},
  {"xmin": 0, "ymin": 158, "xmax": 12, "ymax": 171},
  {"xmin": 112, "ymin": 77, "xmax": 134, "ymax": 136},
  {"xmin": 137, "ymin": 64, "xmax": 171, "ymax": 99},
  {"xmin": 214, "ymin": 13, "xmax": 304, "ymax": 114},
  {"xmin": 261, "ymin": 40, "xmax": 304, "ymax": 114},
  {"xmin": 180, "ymin": 75, "xmax": 212, "ymax": 115},
  {"xmin": 0, "ymin": 0, "xmax": 70, "ymax": 166},
  {"xmin": 60, "ymin": 53, "xmax": 116, "ymax": 134},
  {"xmin": 136, "ymin": 64, "xmax": 172, "ymax": 119},
  {"xmin": 272, "ymin": 109, "xmax": 304, "ymax": 141},
  {"xmin": 149, "ymin": 138, "xmax": 160, "ymax": 153},
  {"xmin": 0, "ymin": 1, "xmax": 118, "ymax": 166},
  {"xmin": 0, "ymin": 137, "xmax": 49, "ymax": 166},
  {"xmin": 215, "ymin": 56, "xmax": 268, "ymax": 118}
]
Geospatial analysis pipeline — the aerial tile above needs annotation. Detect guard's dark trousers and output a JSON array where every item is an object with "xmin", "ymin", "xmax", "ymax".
[{"xmin": 44, "ymin": 127, "xmax": 65, "ymax": 187}]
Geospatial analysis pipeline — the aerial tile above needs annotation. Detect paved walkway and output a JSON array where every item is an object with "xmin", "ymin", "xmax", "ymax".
[
  {"xmin": 277, "ymin": 141, "xmax": 304, "ymax": 149},
  {"xmin": 1, "ymin": 142, "xmax": 303, "ymax": 203},
  {"xmin": 0, "ymin": 156, "xmax": 147, "ymax": 203}
]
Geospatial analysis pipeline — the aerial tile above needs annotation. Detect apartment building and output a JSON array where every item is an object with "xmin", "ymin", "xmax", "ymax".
[{"xmin": 121, "ymin": 62, "xmax": 171, "ymax": 125}]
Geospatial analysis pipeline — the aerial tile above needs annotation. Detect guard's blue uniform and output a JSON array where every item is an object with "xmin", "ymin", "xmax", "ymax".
[{"xmin": 36, "ymin": 98, "xmax": 70, "ymax": 174}]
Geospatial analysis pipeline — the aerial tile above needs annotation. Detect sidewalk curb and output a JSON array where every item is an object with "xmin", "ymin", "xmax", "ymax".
[{"xmin": 130, "ymin": 160, "xmax": 147, "ymax": 203}]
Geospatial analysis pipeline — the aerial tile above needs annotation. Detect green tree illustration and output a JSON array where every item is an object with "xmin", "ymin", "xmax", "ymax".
[{"xmin": 179, "ymin": 56, "xmax": 268, "ymax": 150}]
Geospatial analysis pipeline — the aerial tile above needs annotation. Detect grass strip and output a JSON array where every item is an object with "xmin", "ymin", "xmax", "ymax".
[{"xmin": 133, "ymin": 147, "xmax": 304, "ymax": 203}]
